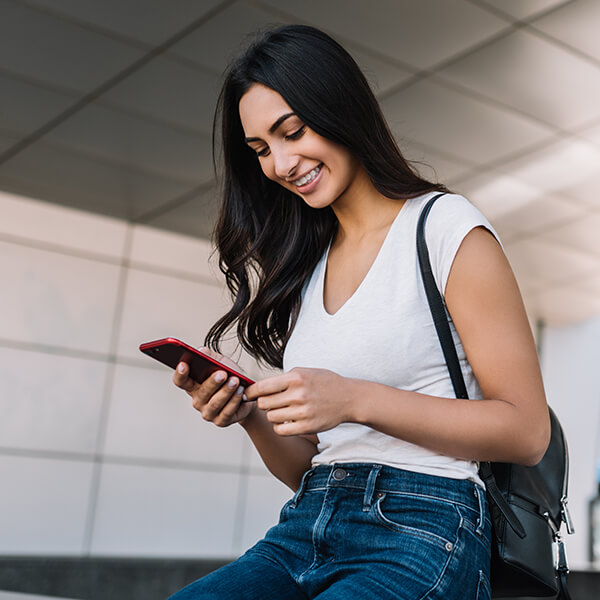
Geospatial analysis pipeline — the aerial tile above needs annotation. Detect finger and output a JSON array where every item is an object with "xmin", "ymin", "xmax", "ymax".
[
  {"xmin": 264, "ymin": 405, "xmax": 298, "ymax": 425},
  {"xmin": 172, "ymin": 362, "xmax": 198, "ymax": 393},
  {"xmin": 175, "ymin": 363, "xmax": 228, "ymax": 404},
  {"xmin": 214, "ymin": 385, "xmax": 246, "ymax": 424},
  {"xmin": 255, "ymin": 389, "xmax": 295, "ymax": 411},
  {"xmin": 201, "ymin": 376, "xmax": 240, "ymax": 420},
  {"xmin": 244, "ymin": 375, "xmax": 289, "ymax": 402},
  {"xmin": 272, "ymin": 421, "xmax": 303, "ymax": 437}
]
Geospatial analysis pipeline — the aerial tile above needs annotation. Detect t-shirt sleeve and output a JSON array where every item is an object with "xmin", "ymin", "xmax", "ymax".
[{"xmin": 424, "ymin": 193, "xmax": 503, "ymax": 296}]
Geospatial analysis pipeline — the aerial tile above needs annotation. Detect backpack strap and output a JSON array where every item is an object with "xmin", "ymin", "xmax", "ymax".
[
  {"xmin": 416, "ymin": 194, "xmax": 468, "ymax": 400},
  {"xmin": 416, "ymin": 193, "xmax": 526, "ymax": 538}
]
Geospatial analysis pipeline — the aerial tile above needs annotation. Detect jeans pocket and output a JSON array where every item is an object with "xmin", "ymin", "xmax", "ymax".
[
  {"xmin": 476, "ymin": 570, "xmax": 491, "ymax": 600},
  {"xmin": 373, "ymin": 492, "xmax": 458, "ymax": 550}
]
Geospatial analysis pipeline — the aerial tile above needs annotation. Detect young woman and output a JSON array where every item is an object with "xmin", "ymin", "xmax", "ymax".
[{"xmin": 168, "ymin": 24, "xmax": 550, "ymax": 600}]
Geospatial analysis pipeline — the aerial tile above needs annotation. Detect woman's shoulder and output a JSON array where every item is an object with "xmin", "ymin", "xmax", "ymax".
[
  {"xmin": 410, "ymin": 191, "xmax": 483, "ymax": 218},
  {"xmin": 416, "ymin": 191, "xmax": 500, "ymax": 242},
  {"xmin": 412, "ymin": 191, "xmax": 503, "ymax": 294}
]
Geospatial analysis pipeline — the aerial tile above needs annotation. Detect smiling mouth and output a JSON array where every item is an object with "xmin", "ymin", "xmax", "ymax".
[{"xmin": 293, "ymin": 165, "xmax": 322, "ymax": 187}]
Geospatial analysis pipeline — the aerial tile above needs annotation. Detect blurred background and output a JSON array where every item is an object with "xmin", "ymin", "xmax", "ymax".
[{"xmin": 1, "ymin": 1, "xmax": 599, "ymax": 598}]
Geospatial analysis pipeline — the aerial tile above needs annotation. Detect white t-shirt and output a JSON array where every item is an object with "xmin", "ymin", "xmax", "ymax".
[{"xmin": 283, "ymin": 192, "xmax": 501, "ymax": 485}]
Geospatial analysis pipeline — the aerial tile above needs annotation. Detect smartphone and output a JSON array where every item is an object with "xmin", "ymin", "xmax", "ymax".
[{"xmin": 139, "ymin": 338, "xmax": 254, "ymax": 392}]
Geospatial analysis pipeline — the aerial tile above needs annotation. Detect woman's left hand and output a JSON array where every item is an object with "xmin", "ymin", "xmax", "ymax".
[{"xmin": 244, "ymin": 368, "xmax": 352, "ymax": 436}]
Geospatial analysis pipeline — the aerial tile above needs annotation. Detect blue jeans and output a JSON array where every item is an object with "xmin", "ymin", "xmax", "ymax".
[{"xmin": 168, "ymin": 463, "xmax": 491, "ymax": 599}]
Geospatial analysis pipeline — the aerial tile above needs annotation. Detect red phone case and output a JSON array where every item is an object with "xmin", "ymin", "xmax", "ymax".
[{"xmin": 139, "ymin": 337, "xmax": 254, "ymax": 388}]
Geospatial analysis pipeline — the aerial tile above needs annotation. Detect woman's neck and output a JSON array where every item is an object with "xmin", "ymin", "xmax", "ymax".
[{"xmin": 331, "ymin": 169, "xmax": 406, "ymax": 244}]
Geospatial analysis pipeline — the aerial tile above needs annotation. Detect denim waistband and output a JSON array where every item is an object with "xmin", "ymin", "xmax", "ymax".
[{"xmin": 295, "ymin": 463, "xmax": 484, "ymax": 513}]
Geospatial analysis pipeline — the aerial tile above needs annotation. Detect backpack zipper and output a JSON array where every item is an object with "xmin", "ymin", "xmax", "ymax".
[{"xmin": 559, "ymin": 420, "xmax": 575, "ymax": 535}]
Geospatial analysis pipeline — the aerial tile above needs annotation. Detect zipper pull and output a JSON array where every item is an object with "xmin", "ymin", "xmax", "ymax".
[
  {"xmin": 561, "ymin": 496, "xmax": 575, "ymax": 535},
  {"xmin": 554, "ymin": 534, "xmax": 569, "ymax": 573}
]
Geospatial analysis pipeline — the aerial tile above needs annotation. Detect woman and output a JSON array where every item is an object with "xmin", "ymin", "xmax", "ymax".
[{"xmin": 168, "ymin": 24, "xmax": 550, "ymax": 600}]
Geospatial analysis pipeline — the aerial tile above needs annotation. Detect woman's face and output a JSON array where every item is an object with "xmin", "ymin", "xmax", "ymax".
[{"xmin": 239, "ymin": 83, "xmax": 360, "ymax": 209}]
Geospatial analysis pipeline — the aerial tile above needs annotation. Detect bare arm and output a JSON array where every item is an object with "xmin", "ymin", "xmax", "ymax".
[
  {"xmin": 240, "ymin": 409, "xmax": 318, "ymax": 490},
  {"xmin": 247, "ymin": 227, "xmax": 551, "ymax": 466}
]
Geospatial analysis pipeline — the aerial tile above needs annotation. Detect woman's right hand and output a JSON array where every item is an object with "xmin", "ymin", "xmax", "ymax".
[{"xmin": 172, "ymin": 348, "xmax": 255, "ymax": 427}]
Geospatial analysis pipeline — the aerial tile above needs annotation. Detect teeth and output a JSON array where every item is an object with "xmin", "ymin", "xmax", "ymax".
[{"xmin": 293, "ymin": 165, "xmax": 321, "ymax": 186}]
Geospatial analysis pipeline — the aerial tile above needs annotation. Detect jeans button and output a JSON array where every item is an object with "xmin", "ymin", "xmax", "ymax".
[{"xmin": 332, "ymin": 468, "xmax": 347, "ymax": 481}]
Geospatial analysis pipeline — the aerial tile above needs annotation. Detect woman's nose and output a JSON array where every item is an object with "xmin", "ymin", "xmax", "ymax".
[{"xmin": 272, "ymin": 148, "xmax": 298, "ymax": 180}]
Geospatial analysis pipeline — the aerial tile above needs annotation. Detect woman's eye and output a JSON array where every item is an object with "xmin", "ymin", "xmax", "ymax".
[
  {"xmin": 285, "ymin": 126, "xmax": 306, "ymax": 141},
  {"xmin": 255, "ymin": 147, "xmax": 270, "ymax": 157}
]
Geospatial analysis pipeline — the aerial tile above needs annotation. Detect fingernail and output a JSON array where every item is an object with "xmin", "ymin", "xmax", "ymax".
[
  {"xmin": 228, "ymin": 378, "xmax": 237, "ymax": 389},
  {"xmin": 235, "ymin": 386, "xmax": 244, "ymax": 396},
  {"xmin": 177, "ymin": 363, "xmax": 185, "ymax": 373},
  {"xmin": 214, "ymin": 372, "xmax": 226, "ymax": 383},
  {"xmin": 242, "ymin": 394, "xmax": 248, "ymax": 402}
]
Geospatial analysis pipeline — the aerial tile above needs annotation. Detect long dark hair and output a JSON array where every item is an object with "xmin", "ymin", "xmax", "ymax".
[{"xmin": 205, "ymin": 24, "xmax": 447, "ymax": 368}]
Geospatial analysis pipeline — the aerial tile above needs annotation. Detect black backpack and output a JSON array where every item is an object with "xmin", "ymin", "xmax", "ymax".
[{"xmin": 417, "ymin": 194, "xmax": 574, "ymax": 598}]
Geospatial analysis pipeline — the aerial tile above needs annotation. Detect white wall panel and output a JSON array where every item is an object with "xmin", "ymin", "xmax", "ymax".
[
  {"xmin": 129, "ymin": 224, "xmax": 217, "ymax": 282},
  {"xmin": 0, "ymin": 456, "xmax": 93, "ymax": 554},
  {"xmin": 117, "ymin": 267, "xmax": 228, "ymax": 360},
  {"xmin": 90, "ymin": 463, "xmax": 241, "ymax": 557},
  {"xmin": 0, "ymin": 241, "xmax": 121, "ymax": 352},
  {"xmin": 104, "ymin": 363, "xmax": 246, "ymax": 466},
  {"xmin": 0, "ymin": 347, "xmax": 106, "ymax": 454},
  {"xmin": 0, "ymin": 191, "xmax": 128, "ymax": 259}
]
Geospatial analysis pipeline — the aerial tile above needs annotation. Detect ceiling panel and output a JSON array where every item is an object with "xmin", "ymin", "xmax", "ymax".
[
  {"xmin": 44, "ymin": 104, "xmax": 213, "ymax": 182},
  {"xmin": 526, "ymin": 283, "xmax": 600, "ymax": 326},
  {"xmin": 100, "ymin": 57, "xmax": 221, "ymax": 135},
  {"xmin": 0, "ymin": 138, "xmax": 191, "ymax": 220},
  {"xmin": 532, "ymin": 0, "xmax": 600, "ymax": 62},
  {"xmin": 475, "ymin": 0, "xmax": 571, "ymax": 20},
  {"xmin": 0, "ymin": 129, "xmax": 22, "ymax": 155},
  {"xmin": 504, "ymin": 238, "xmax": 600, "ymax": 286},
  {"xmin": 381, "ymin": 78, "xmax": 554, "ymax": 165},
  {"xmin": 535, "ymin": 213, "xmax": 600, "ymax": 257},
  {"xmin": 438, "ymin": 29, "xmax": 600, "ymax": 130},
  {"xmin": 0, "ymin": 73, "xmax": 77, "ymax": 135},
  {"xmin": 260, "ymin": 0, "xmax": 508, "ymax": 69},
  {"xmin": 559, "ymin": 178, "xmax": 600, "ymax": 209},
  {"xmin": 170, "ymin": 2, "xmax": 288, "ymax": 74},
  {"xmin": 347, "ymin": 47, "xmax": 413, "ymax": 96},
  {"xmin": 498, "ymin": 138, "xmax": 600, "ymax": 195},
  {"xmin": 486, "ymin": 195, "xmax": 587, "ymax": 243},
  {"xmin": 580, "ymin": 120, "xmax": 600, "ymax": 148},
  {"xmin": 22, "ymin": 0, "xmax": 225, "ymax": 46},
  {"xmin": 400, "ymin": 142, "xmax": 475, "ymax": 184},
  {"xmin": 454, "ymin": 170, "xmax": 545, "ymax": 220},
  {"xmin": 0, "ymin": 0, "xmax": 143, "ymax": 92},
  {"xmin": 142, "ymin": 186, "xmax": 219, "ymax": 239}
]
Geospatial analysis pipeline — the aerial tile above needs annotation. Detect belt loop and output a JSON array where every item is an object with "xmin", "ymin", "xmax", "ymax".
[
  {"xmin": 474, "ymin": 483, "xmax": 485, "ymax": 535},
  {"xmin": 363, "ymin": 464, "xmax": 382, "ymax": 512},
  {"xmin": 290, "ymin": 466, "xmax": 315, "ymax": 509}
]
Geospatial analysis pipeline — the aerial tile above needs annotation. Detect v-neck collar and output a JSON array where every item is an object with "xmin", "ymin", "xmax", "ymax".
[{"xmin": 319, "ymin": 200, "xmax": 412, "ymax": 317}]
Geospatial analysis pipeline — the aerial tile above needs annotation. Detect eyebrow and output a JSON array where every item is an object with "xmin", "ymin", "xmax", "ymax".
[{"xmin": 244, "ymin": 112, "xmax": 296, "ymax": 143}]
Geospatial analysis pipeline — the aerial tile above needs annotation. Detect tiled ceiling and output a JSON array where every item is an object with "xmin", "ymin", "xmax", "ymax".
[{"xmin": 1, "ymin": 0, "xmax": 600, "ymax": 327}]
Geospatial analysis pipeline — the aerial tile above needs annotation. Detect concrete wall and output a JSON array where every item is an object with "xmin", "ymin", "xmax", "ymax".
[{"xmin": 0, "ymin": 191, "xmax": 291, "ymax": 559}]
